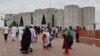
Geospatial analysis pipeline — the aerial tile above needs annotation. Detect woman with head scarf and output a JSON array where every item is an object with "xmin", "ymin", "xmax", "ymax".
[
  {"xmin": 68, "ymin": 26, "xmax": 74, "ymax": 49},
  {"xmin": 42, "ymin": 28, "xmax": 50, "ymax": 50},
  {"xmin": 20, "ymin": 26, "xmax": 31, "ymax": 53},
  {"xmin": 62, "ymin": 28, "xmax": 70, "ymax": 55}
]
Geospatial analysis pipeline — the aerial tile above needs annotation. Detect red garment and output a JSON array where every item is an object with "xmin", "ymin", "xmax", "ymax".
[
  {"xmin": 75, "ymin": 28, "xmax": 80, "ymax": 34},
  {"xmin": 42, "ymin": 34, "xmax": 47, "ymax": 49},
  {"xmin": 63, "ymin": 40, "xmax": 69, "ymax": 55},
  {"xmin": 42, "ymin": 34, "xmax": 46, "ymax": 41}
]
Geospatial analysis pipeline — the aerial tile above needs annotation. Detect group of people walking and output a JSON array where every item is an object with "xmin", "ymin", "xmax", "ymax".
[
  {"xmin": 2, "ymin": 25, "xmax": 81, "ymax": 55},
  {"xmin": 2, "ymin": 25, "xmax": 57, "ymax": 53},
  {"xmin": 62, "ymin": 26, "xmax": 81, "ymax": 55}
]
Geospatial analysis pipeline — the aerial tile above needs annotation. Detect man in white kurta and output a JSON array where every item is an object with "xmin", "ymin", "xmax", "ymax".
[
  {"xmin": 11, "ymin": 26, "xmax": 17, "ymax": 41},
  {"xmin": 29, "ymin": 26, "xmax": 36, "ymax": 52},
  {"xmin": 18, "ymin": 26, "xmax": 24, "ymax": 41}
]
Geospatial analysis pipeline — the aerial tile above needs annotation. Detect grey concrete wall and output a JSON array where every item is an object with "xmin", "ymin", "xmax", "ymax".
[
  {"xmin": 55, "ymin": 9, "xmax": 64, "ymax": 27},
  {"xmin": 18, "ymin": 12, "xmax": 32, "ymax": 26},
  {"xmin": 14, "ymin": 14, "xmax": 19, "ymax": 24},
  {"xmin": 78, "ymin": 8, "xmax": 83, "ymax": 28},
  {"xmin": 5, "ymin": 5, "xmax": 95, "ymax": 29},
  {"xmin": 44, "ymin": 8, "xmax": 56, "ymax": 27},
  {"xmin": 33, "ymin": 8, "xmax": 56, "ymax": 27},
  {"xmin": 64, "ymin": 5, "xmax": 80, "ymax": 28},
  {"xmin": 33, "ymin": 9, "xmax": 44, "ymax": 26},
  {"xmin": 83, "ymin": 7, "xmax": 95, "ymax": 30},
  {"xmin": 5, "ymin": 14, "xmax": 15, "ymax": 26}
]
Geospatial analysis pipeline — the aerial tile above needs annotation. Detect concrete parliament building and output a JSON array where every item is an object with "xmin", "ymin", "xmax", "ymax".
[{"xmin": 5, "ymin": 5, "xmax": 95, "ymax": 30}]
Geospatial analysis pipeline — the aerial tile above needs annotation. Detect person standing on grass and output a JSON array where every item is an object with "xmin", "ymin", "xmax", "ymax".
[
  {"xmin": 62, "ymin": 28, "xmax": 70, "ymax": 55},
  {"xmin": 3, "ymin": 25, "xmax": 9, "ymax": 42}
]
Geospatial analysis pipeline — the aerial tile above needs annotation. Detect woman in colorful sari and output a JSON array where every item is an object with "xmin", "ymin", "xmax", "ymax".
[
  {"xmin": 42, "ymin": 28, "xmax": 50, "ymax": 50},
  {"xmin": 62, "ymin": 28, "xmax": 70, "ymax": 55},
  {"xmin": 68, "ymin": 26, "xmax": 74, "ymax": 49}
]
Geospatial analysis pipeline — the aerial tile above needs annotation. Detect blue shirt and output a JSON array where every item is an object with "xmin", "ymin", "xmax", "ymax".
[{"xmin": 68, "ymin": 29, "xmax": 74, "ymax": 37}]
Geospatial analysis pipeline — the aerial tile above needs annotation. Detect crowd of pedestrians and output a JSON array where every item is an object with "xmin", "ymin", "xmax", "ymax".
[{"xmin": 2, "ymin": 25, "xmax": 81, "ymax": 55}]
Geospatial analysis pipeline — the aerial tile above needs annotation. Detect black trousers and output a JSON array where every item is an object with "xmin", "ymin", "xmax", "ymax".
[
  {"xmin": 76, "ymin": 34, "xmax": 80, "ymax": 43},
  {"xmin": 4, "ymin": 34, "xmax": 8, "ymax": 41}
]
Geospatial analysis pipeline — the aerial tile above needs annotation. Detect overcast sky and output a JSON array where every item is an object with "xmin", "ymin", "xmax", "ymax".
[{"xmin": 0, "ymin": 0, "xmax": 100, "ymax": 29}]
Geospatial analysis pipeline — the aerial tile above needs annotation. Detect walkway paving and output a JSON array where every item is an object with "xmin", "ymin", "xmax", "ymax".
[{"xmin": 0, "ymin": 33, "xmax": 100, "ymax": 56}]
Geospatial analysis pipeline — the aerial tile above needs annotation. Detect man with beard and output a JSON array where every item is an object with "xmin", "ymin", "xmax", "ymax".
[{"xmin": 20, "ymin": 26, "xmax": 31, "ymax": 53}]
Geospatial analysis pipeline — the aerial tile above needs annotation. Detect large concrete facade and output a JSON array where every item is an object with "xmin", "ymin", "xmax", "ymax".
[
  {"xmin": 5, "ymin": 14, "xmax": 15, "ymax": 26},
  {"xmin": 82, "ymin": 7, "xmax": 95, "ymax": 30},
  {"xmin": 18, "ymin": 12, "xmax": 32, "ymax": 26},
  {"xmin": 5, "ymin": 5, "xmax": 95, "ymax": 30},
  {"xmin": 55, "ymin": 9, "xmax": 64, "ymax": 27},
  {"xmin": 64, "ymin": 5, "xmax": 80, "ymax": 28}
]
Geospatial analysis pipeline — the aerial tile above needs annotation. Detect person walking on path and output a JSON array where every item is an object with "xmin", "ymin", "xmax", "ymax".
[
  {"xmin": 34, "ymin": 29, "xmax": 38, "ymax": 42},
  {"xmin": 3, "ymin": 25, "xmax": 9, "ymax": 42},
  {"xmin": 54, "ymin": 27, "xmax": 58, "ymax": 38},
  {"xmin": 75, "ymin": 26, "xmax": 81, "ymax": 43},
  {"xmin": 11, "ymin": 25, "xmax": 17, "ymax": 41},
  {"xmin": 62, "ymin": 28, "xmax": 70, "ymax": 55},
  {"xmin": 45, "ymin": 28, "xmax": 52, "ymax": 48},
  {"xmin": 20, "ymin": 26, "xmax": 31, "ymax": 53},
  {"xmin": 29, "ymin": 25, "xmax": 36, "ymax": 52},
  {"xmin": 18, "ymin": 25, "xmax": 24, "ymax": 41},
  {"xmin": 42, "ymin": 28, "xmax": 50, "ymax": 50},
  {"xmin": 68, "ymin": 26, "xmax": 74, "ymax": 49}
]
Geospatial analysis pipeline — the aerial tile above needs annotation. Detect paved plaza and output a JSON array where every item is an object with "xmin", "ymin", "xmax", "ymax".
[{"xmin": 0, "ymin": 32, "xmax": 100, "ymax": 56}]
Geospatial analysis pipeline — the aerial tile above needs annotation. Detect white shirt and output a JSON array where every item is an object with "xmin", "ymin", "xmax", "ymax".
[
  {"xmin": 55, "ymin": 28, "xmax": 58, "ymax": 33},
  {"xmin": 30, "ymin": 28, "xmax": 36, "ymax": 40},
  {"xmin": 52, "ymin": 27, "xmax": 54, "ymax": 31},
  {"xmin": 3, "ymin": 26, "xmax": 9, "ymax": 34},
  {"xmin": 45, "ymin": 32, "xmax": 50, "ymax": 44},
  {"xmin": 18, "ymin": 26, "xmax": 24, "ymax": 34},
  {"xmin": 11, "ymin": 26, "xmax": 17, "ymax": 36}
]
